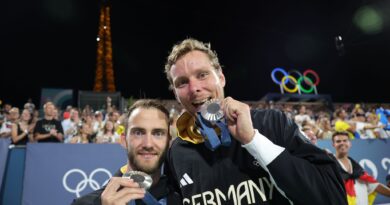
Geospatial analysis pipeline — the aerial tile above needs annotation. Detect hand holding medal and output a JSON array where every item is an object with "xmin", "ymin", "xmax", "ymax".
[
  {"xmin": 122, "ymin": 171, "xmax": 153, "ymax": 190},
  {"xmin": 122, "ymin": 171, "xmax": 164, "ymax": 205},
  {"xmin": 196, "ymin": 99, "xmax": 231, "ymax": 151}
]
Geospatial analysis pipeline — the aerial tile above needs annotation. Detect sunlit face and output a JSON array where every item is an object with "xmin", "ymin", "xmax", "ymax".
[
  {"xmin": 170, "ymin": 50, "xmax": 226, "ymax": 116},
  {"xmin": 304, "ymin": 129, "xmax": 317, "ymax": 145},
  {"xmin": 125, "ymin": 108, "xmax": 169, "ymax": 175},
  {"xmin": 81, "ymin": 123, "xmax": 91, "ymax": 134},
  {"xmin": 339, "ymin": 110, "xmax": 347, "ymax": 119},
  {"xmin": 21, "ymin": 109, "xmax": 31, "ymax": 121},
  {"xmin": 9, "ymin": 108, "xmax": 20, "ymax": 121},
  {"xmin": 299, "ymin": 106, "xmax": 306, "ymax": 114},
  {"xmin": 44, "ymin": 104, "xmax": 55, "ymax": 117},
  {"xmin": 70, "ymin": 109, "xmax": 79, "ymax": 120},
  {"xmin": 104, "ymin": 121, "xmax": 114, "ymax": 131},
  {"xmin": 332, "ymin": 134, "xmax": 351, "ymax": 156}
]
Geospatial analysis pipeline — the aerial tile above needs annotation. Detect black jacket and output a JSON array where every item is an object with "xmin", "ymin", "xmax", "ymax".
[
  {"xmin": 71, "ymin": 170, "xmax": 181, "ymax": 205},
  {"xmin": 167, "ymin": 109, "xmax": 347, "ymax": 205}
]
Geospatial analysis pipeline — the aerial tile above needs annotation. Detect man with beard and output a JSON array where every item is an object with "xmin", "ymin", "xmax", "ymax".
[
  {"xmin": 333, "ymin": 131, "xmax": 390, "ymax": 205},
  {"xmin": 72, "ymin": 99, "xmax": 181, "ymax": 205},
  {"xmin": 164, "ymin": 38, "xmax": 347, "ymax": 205}
]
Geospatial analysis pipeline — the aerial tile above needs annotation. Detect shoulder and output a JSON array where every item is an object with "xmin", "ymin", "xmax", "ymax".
[
  {"xmin": 35, "ymin": 119, "xmax": 44, "ymax": 124},
  {"xmin": 168, "ymin": 138, "xmax": 191, "ymax": 160},
  {"xmin": 11, "ymin": 122, "xmax": 18, "ymax": 128}
]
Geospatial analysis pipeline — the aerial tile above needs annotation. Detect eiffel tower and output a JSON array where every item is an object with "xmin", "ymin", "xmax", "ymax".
[{"xmin": 93, "ymin": 0, "xmax": 115, "ymax": 92}]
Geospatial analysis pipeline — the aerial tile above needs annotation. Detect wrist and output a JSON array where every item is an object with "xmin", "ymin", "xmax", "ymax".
[{"xmin": 241, "ymin": 129, "xmax": 256, "ymax": 145}]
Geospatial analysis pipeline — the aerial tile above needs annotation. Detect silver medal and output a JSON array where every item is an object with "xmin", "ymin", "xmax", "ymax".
[
  {"xmin": 200, "ymin": 99, "xmax": 224, "ymax": 122},
  {"xmin": 122, "ymin": 170, "xmax": 153, "ymax": 190}
]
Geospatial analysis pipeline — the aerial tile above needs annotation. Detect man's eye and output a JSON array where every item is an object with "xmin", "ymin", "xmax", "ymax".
[
  {"xmin": 153, "ymin": 131, "xmax": 166, "ymax": 138},
  {"xmin": 198, "ymin": 72, "xmax": 208, "ymax": 79},
  {"xmin": 132, "ymin": 130, "xmax": 144, "ymax": 137},
  {"xmin": 175, "ymin": 80, "xmax": 188, "ymax": 88}
]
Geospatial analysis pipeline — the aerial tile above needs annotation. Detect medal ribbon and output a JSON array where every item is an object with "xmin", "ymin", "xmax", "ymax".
[
  {"xmin": 128, "ymin": 192, "xmax": 167, "ymax": 205},
  {"xmin": 195, "ymin": 113, "xmax": 231, "ymax": 151}
]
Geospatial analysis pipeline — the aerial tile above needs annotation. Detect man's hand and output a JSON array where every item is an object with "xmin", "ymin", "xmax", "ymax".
[
  {"xmin": 101, "ymin": 177, "xmax": 146, "ymax": 205},
  {"xmin": 222, "ymin": 97, "xmax": 255, "ymax": 144},
  {"xmin": 49, "ymin": 129, "xmax": 57, "ymax": 136}
]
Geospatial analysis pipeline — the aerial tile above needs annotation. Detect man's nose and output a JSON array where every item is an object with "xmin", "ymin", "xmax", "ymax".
[
  {"xmin": 188, "ymin": 79, "xmax": 201, "ymax": 93},
  {"xmin": 141, "ymin": 135, "xmax": 153, "ymax": 148}
]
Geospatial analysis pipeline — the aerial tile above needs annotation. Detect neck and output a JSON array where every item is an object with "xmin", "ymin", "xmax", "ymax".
[
  {"xmin": 44, "ymin": 115, "xmax": 53, "ymax": 120},
  {"xmin": 336, "ymin": 153, "xmax": 348, "ymax": 160},
  {"xmin": 20, "ymin": 120, "xmax": 28, "ymax": 125},
  {"xmin": 151, "ymin": 172, "xmax": 161, "ymax": 186}
]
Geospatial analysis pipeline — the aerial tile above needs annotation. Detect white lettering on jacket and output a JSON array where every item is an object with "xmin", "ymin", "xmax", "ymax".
[{"xmin": 182, "ymin": 177, "xmax": 275, "ymax": 205}]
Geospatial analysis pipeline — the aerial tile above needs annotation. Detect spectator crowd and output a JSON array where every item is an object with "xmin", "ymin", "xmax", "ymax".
[{"xmin": 1, "ymin": 98, "xmax": 389, "ymax": 146}]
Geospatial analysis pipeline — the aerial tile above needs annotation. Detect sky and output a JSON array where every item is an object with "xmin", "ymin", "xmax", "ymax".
[{"xmin": 2, "ymin": 0, "xmax": 390, "ymax": 108}]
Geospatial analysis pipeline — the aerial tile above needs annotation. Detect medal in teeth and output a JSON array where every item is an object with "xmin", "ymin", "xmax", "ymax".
[
  {"xmin": 200, "ymin": 99, "xmax": 224, "ymax": 122},
  {"xmin": 122, "ymin": 170, "xmax": 153, "ymax": 190}
]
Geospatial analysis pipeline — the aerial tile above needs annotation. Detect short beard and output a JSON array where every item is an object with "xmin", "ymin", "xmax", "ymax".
[{"xmin": 128, "ymin": 144, "xmax": 168, "ymax": 175}]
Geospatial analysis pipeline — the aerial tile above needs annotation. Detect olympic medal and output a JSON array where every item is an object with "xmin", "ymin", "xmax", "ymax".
[
  {"xmin": 122, "ymin": 171, "xmax": 153, "ymax": 190},
  {"xmin": 200, "ymin": 99, "xmax": 224, "ymax": 122}
]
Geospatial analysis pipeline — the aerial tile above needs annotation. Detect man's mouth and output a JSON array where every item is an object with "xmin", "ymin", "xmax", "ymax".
[
  {"xmin": 192, "ymin": 97, "xmax": 212, "ymax": 111},
  {"xmin": 138, "ymin": 152, "xmax": 157, "ymax": 160}
]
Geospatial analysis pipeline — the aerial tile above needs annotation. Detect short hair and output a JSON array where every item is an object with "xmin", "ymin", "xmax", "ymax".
[
  {"xmin": 331, "ymin": 131, "xmax": 350, "ymax": 142},
  {"xmin": 43, "ymin": 101, "xmax": 54, "ymax": 109},
  {"xmin": 9, "ymin": 107, "xmax": 19, "ymax": 114},
  {"xmin": 164, "ymin": 38, "xmax": 222, "ymax": 89},
  {"xmin": 335, "ymin": 108, "xmax": 345, "ymax": 118},
  {"xmin": 301, "ymin": 125, "xmax": 312, "ymax": 132},
  {"xmin": 124, "ymin": 99, "xmax": 169, "ymax": 131}
]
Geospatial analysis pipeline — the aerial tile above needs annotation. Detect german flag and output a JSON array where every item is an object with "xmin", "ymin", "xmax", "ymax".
[
  {"xmin": 345, "ymin": 171, "xmax": 377, "ymax": 205},
  {"xmin": 339, "ymin": 157, "xmax": 378, "ymax": 205}
]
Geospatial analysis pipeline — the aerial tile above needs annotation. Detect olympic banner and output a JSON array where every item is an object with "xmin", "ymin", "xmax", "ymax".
[
  {"xmin": 0, "ymin": 138, "xmax": 11, "ymax": 193},
  {"xmin": 318, "ymin": 139, "xmax": 390, "ymax": 204},
  {"xmin": 271, "ymin": 68, "xmax": 320, "ymax": 94},
  {"xmin": 22, "ymin": 143, "xmax": 127, "ymax": 205}
]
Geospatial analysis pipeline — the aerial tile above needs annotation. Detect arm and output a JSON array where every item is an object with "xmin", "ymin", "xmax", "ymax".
[
  {"xmin": 375, "ymin": 183, "xmax": 390, "ymax": 197},
  {"xmin": 55, "ymin": 132, "xmax": 64, "ymax": 142},
  {"xmin": 11, "ymin": 123, "xmax": 28, "ymax": 144},
  {"xmin": 34, "ymin": 127, "xmax": 58, "ymax": 141},
  {"xmin": 34, "ymin": 132, "xmax": 52, "ymax": 141},
  {"xmin": 106, "ymin": 97, "xmax": 113, "ymax": 114},
  {"xmin": 244, "ymin": 109, "xmax": 347, "ymax": 205},
  {"xmin": 0, "ymin": 123, "xmax": 11, "ymax": 138},
  {"xmin": 56, "ymin": 121, "xmax": 64, "ymax": 142},
  {"xmin": 347, "ymin": 122, "xmax": 356, "ymax": 133}
]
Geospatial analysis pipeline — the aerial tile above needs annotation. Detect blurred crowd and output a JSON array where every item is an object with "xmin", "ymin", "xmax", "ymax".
[
  {"xmin": 252, "ymin": 101, "xmax": 390, "ymax": 144},
  {"xmin": 1, "ymin": 98, "xmax": 389, "ymax": 146}
]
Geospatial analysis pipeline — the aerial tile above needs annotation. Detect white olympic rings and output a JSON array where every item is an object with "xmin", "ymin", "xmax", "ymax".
[{"xmin": 62, "ymin": 168, "xmax": 112, "ymax": 197}]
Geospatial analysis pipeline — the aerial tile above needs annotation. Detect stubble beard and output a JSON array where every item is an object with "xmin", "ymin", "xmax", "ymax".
[{"xmin": 128, "ymin": 145, "xmax": 168, "ymax": 175}]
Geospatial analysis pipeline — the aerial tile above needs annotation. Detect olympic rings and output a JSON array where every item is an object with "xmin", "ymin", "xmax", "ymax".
[
  {"xmin": 271, "ymin": 68, "xmax": 288, "ymax": 84},
  {"xmin": 63, "ymin": 168, "xmax": 112, "ymax": 197},
  {"xmin": 303, "ymin": 69, "xmax": 320, "ymax": 86},
  {"xmin": 298, "ymin": 76, "xmax": 314, "ymax": 93},
  {"xmin": 282, "ymin": 75, "xmax": 298, "ymax": 93},
  {"xmin": 271, "ymin": 68, "xmax": 320, "ymax": 94}
]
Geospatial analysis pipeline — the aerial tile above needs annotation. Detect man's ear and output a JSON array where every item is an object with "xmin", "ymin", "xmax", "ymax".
[
  {"xmin": 120, "ymin": 133, "xmax": 127, "ymax": 149},
  {"xmin": 218, "ymin": 70, "xmax": 226, "ymax": 88},
  {"xmin": 173, "ymin": 89, "xmax": 181, "ymax": 105}
]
